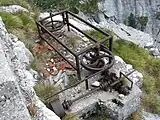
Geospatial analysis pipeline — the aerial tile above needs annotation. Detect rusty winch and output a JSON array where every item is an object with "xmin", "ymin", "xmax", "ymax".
[{"xmin": 36, "ymin": 10, "xmax": 133, "ymax": 118}]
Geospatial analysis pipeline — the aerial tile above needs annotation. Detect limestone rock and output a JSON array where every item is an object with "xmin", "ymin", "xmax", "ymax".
[
  {"xmin": 98, "ymin": 0, "xmax": 160, "ymax": 45},
  {"xmin": 143, "ymin": 111, "xmax": 160, "ymax": 120},
  {"xmin": 150, "ymin": 48, "xmax": 160, "ymax": 56},
  {"xmin": 0, "ymin": 5, "xmax": 28, "ymax": 13},
  {"xmin": 109, "ymin": 56, "xmax": 143, "ymax": 87},
  {"xmin": 91, "ymin": 81, "xmax": 100, "ymax": 87},
  {"xmin": 0, "ymin": 17, "xmax": 60, "ymax": 120}
]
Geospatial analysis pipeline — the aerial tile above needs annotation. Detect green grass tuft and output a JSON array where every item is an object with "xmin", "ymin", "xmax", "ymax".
[
  {"xmin": 0, "ymin": 12, "xmax": 23, "ymax": 29},
  {"xmin": 142, "ymin": 93, "xmax": 160, "ymax": 114},
  {"xmin": 62, "ymin": 113, "xmax": 79, "ymax": 120},
  {"xmin": 113, "ymin": 40, "xmax": 150, "ymax": 70},
  {"xmin": 0, "ymin": 3, "xmax": 39, "ymax": 54},
  {"xmin": 34, "ymin": 83, "xmax": 59, "ymax": 104}
]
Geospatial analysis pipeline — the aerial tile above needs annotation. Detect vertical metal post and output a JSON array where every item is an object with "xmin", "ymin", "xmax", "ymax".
[
  {"xmin": 62, "ymin": 12, "xmax": 66, "ymax": 24},
  {"xmin": 75, "ymin": 55, "xmax": 89, "ymax": 89},
  {"xmin": 36, "ymin": 22, "xmax": 41, "ymax": 35},
  {"xmin": 109, "ymin": 37, "xmax": 113, "ymax": 63},
  {"xmin": 36, "ymin": 22, "xmax": 44, "ymax": 45},
  {"xmin": 36, "ymin": 22, "xmax": 42, "ymax": 39},
  {"xmin": 50, "ymin": 12, "xmax": 54, "ymax": 30},
  {"xmin": 75, "ymin": 56, "xmax": 81, "ymax": 80},
  {"xmin": 85, "ymin": 79, "xmax": 89, "ymax": 90},
  {"xmin": 65, "ymin": 11, "xmax": 70, "ymax": 31},
  {"xmin": 40, "ymin": 21, "xmax": 45, "ymax": 33},
  {"xmin": 109, "ymin": 37, "xmax": 113, "ymax": 52}
]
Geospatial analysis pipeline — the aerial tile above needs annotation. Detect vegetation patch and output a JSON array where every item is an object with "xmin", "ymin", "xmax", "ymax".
[
  {"xmin": 34, "ymin": 82, "xmax": 59, "ymax": 104},
  {"xmin": 0, "ymin": 0, "xmax": 30, "ymax": 10},
  {"xmin": 155, "ymin": 12, "xmax": 160, "ymax": 20},
  {"xmin": 62, "ymin": 113, "xmax": 79, "ymax": 120},
  {"xmin": 33, "ymin": 0, "xmax": 99, "ymax": 13},
  {"xmin": 138, "ymin": 16, "xmax": 148, "ymax": 27},
  {"xmin": 0, "ymin": 0, "xmax": 40, "ymax": 57},
  {"xmin": 127, "ymin": 13, "xmax": 136, "ymax": 28},
  {"xmin": 126, "ymin": 13, "xmax": 148, "ymax": 31},
  {"xmin": 0, "ymin": 12, "xmax": 23, "ymax": 28}
]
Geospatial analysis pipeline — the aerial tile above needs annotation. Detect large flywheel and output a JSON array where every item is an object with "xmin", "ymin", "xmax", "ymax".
[
  {"xmin": 80, "ymin": 46, "xmax": 114, "ymax": 72},
  {"xmin": 44, "ymin": 20, "xmax": 64, "ymax": 32}
]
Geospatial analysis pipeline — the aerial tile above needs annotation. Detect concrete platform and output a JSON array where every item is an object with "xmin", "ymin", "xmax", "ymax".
[{"xmin": 68, "ymin": 84, "xmax": 141, "ymax": 120}]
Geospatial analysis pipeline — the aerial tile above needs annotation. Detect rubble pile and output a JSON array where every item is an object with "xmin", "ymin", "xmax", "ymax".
[{"xmin": 144, "ymin": 41, "xmax": 160, "ymax": 58}]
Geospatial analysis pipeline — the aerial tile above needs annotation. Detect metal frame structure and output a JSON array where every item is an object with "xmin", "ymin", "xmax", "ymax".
[
  {"xmin": 35, "ymin": 11, "xmax": 136, "ymax": 116},
  {"xmin": 36, "ymin": 10, "xmax": 113, "ymax": 82}
]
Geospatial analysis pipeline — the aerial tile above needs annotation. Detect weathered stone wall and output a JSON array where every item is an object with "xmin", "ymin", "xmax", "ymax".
[
  {"xmin": 0, "ymin": 17, "xmax": 60, "ymax": 120},
  {"xmin": 0, "ymin": 17, "xmax": 31, "ymax": 120}
]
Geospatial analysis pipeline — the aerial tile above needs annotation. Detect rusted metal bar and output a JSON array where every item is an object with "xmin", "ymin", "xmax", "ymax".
[
  {"xmin": 66, "ymin": 11, "xmax": 111, "ymax": 37},
  {"xmin": 65, "ymin": 11, "xmax": 70, "ymax": 31},
  {"xmin": 68, "ymin": 22, "xmax": 112, "ymax": 43},
  {"xmin": 50, "ymin": 12, "xmax": 54, "ymax": 30},
  {"xmin": 76, "ymin": 40, "xmax": 109, "ymax": 56},
  {"xmin": 109, "ymin": 37, "xmax": 113, "ymax": 52},
  {"xmin": 36, "ymin": 21, "xmax": 76, "ymax": 56},
  {"xmin": 39, "ymin": 10, "xmax": 66, "ymax": 22},
  {"xmin": 68, "ymin": 23, "xmax": 96, "ymax": 42},
  {"xmin": 125, "ymin": 69, "xmax": 136, "ymax": 76},
  {"xmin": 120, "ymin": 71, "xmax": 134, "ymax": 90},
  {"xmin": 72, "ymin": 87, "xmax": 100, "ymax": 102},
  {"xmin": 75, "ymin": 56, "xmax": 81, "ymax": 80},
  {"xmin": 44, "ymin": 68, "xmax": 105, "ymax": 100},
  {"xmin": 62, "ymin": 12, "xmax": 66, "ymax": 24},
  {"xmin": 36, "ymin": 22, "xmax": 42, "ymax": 37},
  {"xmin": 43, "ymin": 21, "xmax": 52, "ymax": 26}
]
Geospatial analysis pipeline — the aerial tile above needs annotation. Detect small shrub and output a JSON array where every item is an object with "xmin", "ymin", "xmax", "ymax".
[
  {"xmin": 155, "ymin": 12, "xmax": 160, "ymax": 20},
  {"xmin": 30, "ymin": 58, "xmax": 37, "ymax": 70},
  {"xmin": 34, "ymin": 83, "xmax": 59, "ymax": 104},
  {"xmin": 139, "ymin": 16, "xmax": 148, "ymax": 27},
  {"xmin": 18, "ymin": 13, "xmax": 34, "ymax": 25},
  {"xmin": 128, "ymin": 13, "xmax": 136, "ymax": 28},
  {"xmin": 34, "ymin": 0, "xmax": 99, "ymax": 13},
  {"xmin": 13, "ymin": 11, "xmax": 36, "ymax": 29},
  {"xmin": 68, "ymin": 36, "xmax": 78, "ymax": 48},
  {"xmin": 129, "ymin": 110, "xmax": 143, "ymax": 120}
]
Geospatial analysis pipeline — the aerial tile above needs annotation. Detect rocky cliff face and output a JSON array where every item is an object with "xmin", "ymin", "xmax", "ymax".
[
  {"xmin": 98, "ymin": 0, "xmax": 160, "ymax": 43},
  {"xmin": 0, "ymin": 17, "xmax": 60, "ymax": 120}
]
